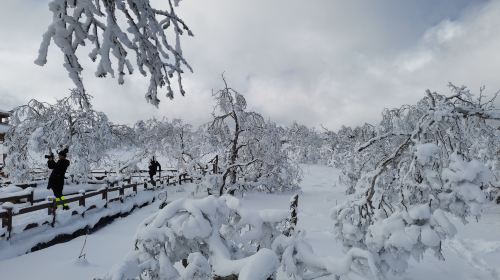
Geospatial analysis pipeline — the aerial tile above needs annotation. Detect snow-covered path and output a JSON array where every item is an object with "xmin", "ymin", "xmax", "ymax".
[
  {"xmin": 0, "ymin": 197, "xmax": 162, "ymax": 280},
  {"xmin": 0, "ymin": 165, "xmax": 499, "ymax": 280}
]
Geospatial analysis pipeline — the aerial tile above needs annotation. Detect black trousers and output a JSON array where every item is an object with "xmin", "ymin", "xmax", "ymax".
[
  {"xmin": 149, "ymin": 173, "xmax": 157, "ymax": 186},
  {"xmin": 51, "ymin": 187, "xmax": 63, "ymax": 198}
]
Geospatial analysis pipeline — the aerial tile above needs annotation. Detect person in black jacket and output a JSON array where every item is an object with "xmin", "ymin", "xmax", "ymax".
[
  {"xmin": 148, "ymin": 157, "xmax": 161, "ymax": 186},
  {"xmin": 47, "ymin": 148, "xmax": 70, "ymax": 210}
]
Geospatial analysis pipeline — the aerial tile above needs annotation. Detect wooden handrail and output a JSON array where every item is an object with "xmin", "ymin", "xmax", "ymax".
[
  {"xmin": 0, "ymin": 182, "xmax": 146, "ymax": 240},
  {"xmin": 0, "ymin": 165, "xmax": 210, "ymax": 240},
  {"xmin": 0, "ymin": 191, "xmax": 33, "ymax": 205}
]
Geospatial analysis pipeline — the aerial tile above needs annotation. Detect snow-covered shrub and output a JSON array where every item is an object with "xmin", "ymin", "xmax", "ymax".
[
  {"xmin": 4, "ymin": 89, "xmax": 114, "ymax": 181},
  {"xmin": 36, "ymin": 0, "xmax": 193, "ymax": 105},
  {"xmin": 100, "ymin": 195, "xmax": 287, "ymax": 280},
  {"xmin": 333, "ymin": 85, "xmax": 500, "ymax": 276},
  {"xmin": 101, "ymin": 194, "xmax": 380, "ymax": 280},
  {"xmin": 273, "ymin": 232, "xmax": 380, "ymax": 280}
]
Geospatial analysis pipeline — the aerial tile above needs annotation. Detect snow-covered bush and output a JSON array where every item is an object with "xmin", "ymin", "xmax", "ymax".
[
  {"xmin": 273, "ymin": 232, "xmax": 379, "ymax": 280},
  {"xmin": 100, "ymin": 195, "xmax": 287, "ymax": 280},
  {"xmin": 4, "ymin": 89, "xmax": 114, "ymax": 181},
  {"xmin": 101, "ymin": 194, "xmax": 380, "ymax": 280},
  {"xmin": 333, "ymin": 85, "xmax": 500, "ymax": 276},
  {"xmin": 36, "ymin": 0, "xmax": 193, "ymax": 105}
]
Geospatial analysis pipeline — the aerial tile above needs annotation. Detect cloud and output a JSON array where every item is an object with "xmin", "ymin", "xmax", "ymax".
[{"xmin": 0, "ymin": 0, "xmax": 497, "ymax": 130}]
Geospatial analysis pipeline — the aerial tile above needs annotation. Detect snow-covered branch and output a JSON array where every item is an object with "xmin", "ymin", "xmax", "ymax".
[{"xmin": 36, "ymin": 0, "xmax": 193, "ymax": 105}]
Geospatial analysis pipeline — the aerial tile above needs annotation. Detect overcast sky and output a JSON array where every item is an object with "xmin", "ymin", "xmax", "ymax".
[{"xmin": 1, "ymin": 0, "xmax": 499, "ymax": 129}]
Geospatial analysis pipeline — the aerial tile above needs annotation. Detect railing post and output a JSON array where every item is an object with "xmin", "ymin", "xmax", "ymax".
[
  {"xmin": 1, "ymin": 204, "xmax": 13, "ymax": 239},
  {"xmin": 28, "ymin": 188, "xmax": 34, "ymax": 205},
  {"xmin": 48, "ymin": 197, "xmax": 57, "ymax": 227},
  {"xmin": 119, "ymin": 184, "xmax": 125, "ymax": 202},
  {"xmin": 133, "ymin": 184, "xmax": 137, "ymax": 194},
  {"xmin": 102, "ymin": 188, "xmax": 108, "ymax": 208},
  {"xmin": 78, "ymin": 190, "xmax": 86, "ymax": 207}
]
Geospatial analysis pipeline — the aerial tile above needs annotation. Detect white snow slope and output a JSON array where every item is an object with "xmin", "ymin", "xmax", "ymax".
[{"xmin": 0, "ymin": 165, "xmax": 499, "ymax": 280}]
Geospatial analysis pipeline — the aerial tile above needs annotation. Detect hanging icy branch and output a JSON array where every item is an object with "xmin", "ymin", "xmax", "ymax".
[{"xmin": 35, "ymin": 0, "xmax": 193, "ymax": 106}]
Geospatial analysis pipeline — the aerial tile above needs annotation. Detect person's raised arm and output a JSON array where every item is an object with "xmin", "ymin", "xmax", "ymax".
[{"xmin": 47, "ymin": 158, "xmax": 56, "ymax": 169}]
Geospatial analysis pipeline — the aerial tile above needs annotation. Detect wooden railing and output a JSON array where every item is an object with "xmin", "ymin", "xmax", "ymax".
[
  {"xmin": 0, "ymin": 190, "xmax": 34, "ymax": 205},
  {"xmin": 0, "ymin": 182, "xmax": 145, "ymax": 239},
  {"xmin": 0, "ymin": 173, "xmax": 198, "ymax": 240},
  {"xmin": 0, "ymin": 168, "xmax": 186, "ymax": 188}
]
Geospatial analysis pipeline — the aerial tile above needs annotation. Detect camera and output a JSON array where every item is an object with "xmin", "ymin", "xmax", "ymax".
[{"xmin": 44, "ymin": 153, "xmax": 54, "ymax": 159}]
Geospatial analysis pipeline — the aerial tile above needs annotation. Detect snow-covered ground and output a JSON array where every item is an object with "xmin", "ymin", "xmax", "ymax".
[{"xmin": 0, "ymin": 165, "xmax": 499, "ymax": 280}]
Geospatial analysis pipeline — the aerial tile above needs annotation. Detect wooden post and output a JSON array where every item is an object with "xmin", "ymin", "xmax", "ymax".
[
  {"xmin": 102, "ymin": 188, "xmax": 108, "ymax": 208},
  {"xmin": 213, "ymin": 155, "xmax": 219, "ymax": 174},
  {"xmin": 79, "ymin": 191, "xmax": 86, "ymax": 207},
  {"xmin": 132, "ymin": 184, "xmax": 137, "ymax": 194},
  {"xmin": 1, "ymin": 206, "xmax": 13, "ymax": 239},
  {"xmin": 285, "ymin": 194, "xmax": 299, "ymax": 236},
  {"xmin": 28, "ymin": 188, "xmax": 34, "ymax": 205},
  {"xmin": 119, "ymin": 184, "xmax": 124, "ymax": 202},
  {"xmin": 48, "ymin": 198, "xmax": 57, "ymax": 227}
]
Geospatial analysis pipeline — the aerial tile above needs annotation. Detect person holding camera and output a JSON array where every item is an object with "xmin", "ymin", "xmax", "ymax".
[{"xmin": 46, "ymin": 148, "xmax": 70, "ymax": 210}]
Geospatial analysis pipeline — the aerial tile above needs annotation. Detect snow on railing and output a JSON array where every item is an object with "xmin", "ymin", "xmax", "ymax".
[{"xmin": 0, "ymin": 174, "xmax": 193, "ymax": 240}]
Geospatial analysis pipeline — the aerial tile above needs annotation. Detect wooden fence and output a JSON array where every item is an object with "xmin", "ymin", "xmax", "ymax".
[
  {"xmin": 0, "ymin": 156, "xmax": 220, "ymax": 239},
  {"xmin": 0, "ymin": 173, "xmax": 195, "ymax": 240}
]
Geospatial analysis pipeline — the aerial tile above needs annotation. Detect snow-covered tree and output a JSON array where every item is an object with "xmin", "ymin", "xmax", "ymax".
[
  {"xmin": 134, "ymin": 118, "xmax": 178, "ymax": 157},
  {"xmin": 282, "ymin": 122, "xmax": 326, "ymax": 165},
  {"xmin": 207, "ymin": 76, "xmax": 300, "ymax": 195},
  {"xmin": 333, "ymin": 85, "xmax": 500, "ymax": 276},
  {"xmin": 132, "ymin": 117, "xmax": 212, "ymax": 174},
  {"xmin": 328, "ymin": 123, "xmax": 377, "ymax": 194},
  {"xmin": 247, "ymin": 121, "xmax": 302, "ymax": 193},
  {"xmin": 36, "ymin": 0, "xmax": 193, "ymax": 105},
  {"xmin": 4, "ymin": 89, "xmax": 114, "ymax": 181}
]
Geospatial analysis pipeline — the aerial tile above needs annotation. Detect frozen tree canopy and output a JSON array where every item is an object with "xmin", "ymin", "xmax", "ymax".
[{"xmin": 35, "ymin": 0, "xmax": 193, "ymax": 105}]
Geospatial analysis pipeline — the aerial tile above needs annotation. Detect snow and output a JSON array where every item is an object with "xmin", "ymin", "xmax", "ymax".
[
  {"xmin": 0, "ymin": 123, "xmax": 9, "ymax": 134},
  {"xmin": 0, "ymin": 165, "xmax": 499, "ymax": 279},
  {"xmin": 238, "ymin": 249, "xmax": 279, "ymax": 280},
  {"xmin": 415, "ymin": 143, "xmax": 439, "ymax": 165}
]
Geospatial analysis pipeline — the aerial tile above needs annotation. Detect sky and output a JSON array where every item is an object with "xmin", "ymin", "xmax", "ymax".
[{"xmin": 0, "ymin": 0, "xmax": 499, "ymax": 130}]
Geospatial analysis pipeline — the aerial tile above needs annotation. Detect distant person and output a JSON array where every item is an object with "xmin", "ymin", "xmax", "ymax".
[
  {"xmin": 148, "ymin": 157, "xmax": 161, "ymax": 186},
  {"xmin": 46, "ymin": 148, "xmax": 70, "ymax": 210}
]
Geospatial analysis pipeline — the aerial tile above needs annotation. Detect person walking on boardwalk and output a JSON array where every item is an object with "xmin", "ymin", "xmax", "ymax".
[
  {"xmin": 46, "ymin": 147, "xmax": 70, "ymax": 210},
  {"xmin": 148, "ymin": 157, "xmax": 161, "ymax": 186}
]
